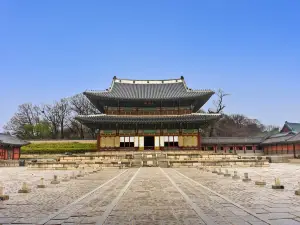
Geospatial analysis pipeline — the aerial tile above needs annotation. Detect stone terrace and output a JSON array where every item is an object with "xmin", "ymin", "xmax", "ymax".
[{"xmin": 0, "ymin": 164, "xmax": 300, "ymax": 224}]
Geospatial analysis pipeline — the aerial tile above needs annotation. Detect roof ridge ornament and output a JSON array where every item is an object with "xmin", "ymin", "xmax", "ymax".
[{"xmin": 113, "ymin": 78, "xmax": 184, "ymax": 84}]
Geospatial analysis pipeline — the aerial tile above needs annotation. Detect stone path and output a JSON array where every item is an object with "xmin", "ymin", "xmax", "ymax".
[
  {"xmin": 176, "ymin": 164, "xmax": 300, "ymax": 225},
  {"xmin": 1, "ymin": 164, "xmax": 300, "ymax": 224}
]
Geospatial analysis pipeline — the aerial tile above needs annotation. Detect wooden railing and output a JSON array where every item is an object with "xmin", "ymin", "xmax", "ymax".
[{"xmin": 105, "ymin": 109, "xmax": 192, "ymax": 115}]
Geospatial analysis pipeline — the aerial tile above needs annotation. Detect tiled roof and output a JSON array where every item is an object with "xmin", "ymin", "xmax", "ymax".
[
  {"xmin": 76, "ymin": 113, "xmax": 221, "ymax": 124},
  {"xmin": 0, "ymin": 133, "xmax": 29, "ymax": 146},
  {"xmin": 202, "ymin": 136, "xmax": 265, "ymax": 145},
  {"xmin": 283, "ymin": 121, "xmax": 300, "ymax": 132},
  {"xmin": 261, "ymin": 132, "xmax": 295, "ymax": 145},
  {"xmin": 85, "ymin": 77, "xmax": 214, "ymax": 100},
  {"xmin": 287, "ymin": 133, "xmax": 300, "ymax": 143}
]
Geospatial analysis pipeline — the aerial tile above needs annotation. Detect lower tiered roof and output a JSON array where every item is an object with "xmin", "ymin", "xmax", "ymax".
[
  {"xmin": 202, "ymin": 136, "xmax": 265, "ymax": 145},
  {"xmin": 0, "ymin": 133, "xmax": 29, "ymax": 146},
  {"xmin": 76, "ymin": 113, "xmax": 220, "ymax": 127}
]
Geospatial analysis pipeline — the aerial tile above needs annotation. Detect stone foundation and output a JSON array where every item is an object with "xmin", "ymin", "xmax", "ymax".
[{"xmin": 27, "ymin": 151, "xmax": 269, "ymax": 170}]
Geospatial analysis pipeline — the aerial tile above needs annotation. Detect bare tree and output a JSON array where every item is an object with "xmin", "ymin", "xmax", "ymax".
[
  {"xmin": 213, "ymin": 114, "xmax": 267, "ymax": 137},
  {"xmin": 4, "ymin": 103, "xmax": 41, "ymax": 138},
  {"xmin": 41, "ymin": 104, "xmax": 60, "ymax": 139},
  {"xmin": 56, "ymin": 99, "xmax": 71, "ymax": 139},
  {"xmin": 208, "ymin": 89, "xmax": 230, "ymax": 136},
  {"xmin": 208, "ymin": 89, "xmax": 230, "ymax": 114},
  {"xmin": 264, "ymin": 125, "xmax": 280, "ymax": 135},
  {"xmin": 68, "ymin": 94, "xmax": 99, "ymax": 139}
]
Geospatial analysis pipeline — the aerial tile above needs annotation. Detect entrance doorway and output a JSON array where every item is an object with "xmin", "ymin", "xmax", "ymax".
[{"xmin": 144, "ymin": 136, "xmax": 154, "ymax": 150}]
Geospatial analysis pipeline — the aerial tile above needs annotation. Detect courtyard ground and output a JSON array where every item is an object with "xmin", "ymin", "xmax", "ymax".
[{"xmin": 0, "ymin": 164, "xmax": 300, "ymax": 225}]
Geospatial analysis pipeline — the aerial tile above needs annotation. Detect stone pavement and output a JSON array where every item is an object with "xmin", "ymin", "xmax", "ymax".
[{"xmin": 0, "ymin": 164, "xmax": 300, "ymax": 224}]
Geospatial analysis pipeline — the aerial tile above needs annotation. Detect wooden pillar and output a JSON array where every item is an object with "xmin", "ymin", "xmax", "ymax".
[
  {"xmin": 4, "ymin": 149, "xmax": 7, "ymax": 160},
  {"xmin": 97, "ymin": 134, "xmax": 101, "ymax": 151},
  {"xmin": 197, "ymin": 130, "xmax": 201, "ymax": 150},
  {"xmin": 293, "ymin": 143, "xmax": 296, "ymax": 158}
]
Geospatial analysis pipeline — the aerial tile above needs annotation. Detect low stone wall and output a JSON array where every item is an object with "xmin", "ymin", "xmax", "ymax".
[
  {"xmin": 266, "ymin": 154, "xmax": 294, "ymax": 163},
  {"xmin": 168, "ymin": 160, "xmax": 269, "ymax": 168},
  {"xmin": 0, "ymin": 160, "xmax": 20, "ymax": 167}
]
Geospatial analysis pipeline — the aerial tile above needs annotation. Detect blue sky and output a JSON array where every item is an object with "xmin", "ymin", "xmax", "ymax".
[{"xmin": 1, "ymin": 0, "xmax": 300, "ymax": 131}]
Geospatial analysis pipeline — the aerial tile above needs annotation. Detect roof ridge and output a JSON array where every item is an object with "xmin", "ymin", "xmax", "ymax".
[{"xmin": 113, "ymin": 76, "xmax": 184, "ymax": 83}]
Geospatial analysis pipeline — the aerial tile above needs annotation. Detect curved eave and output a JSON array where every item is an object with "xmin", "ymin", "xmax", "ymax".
[
  {"xmin": 0, "ymin": 140, "xmax": 30, "ymax": 147},
  {"xmin": 76, "ymin": 113, "xmax": 221, "ymax": 124},
  {"xmin": 84, "ymin": 91, "xmax": 214, "ymax": 113},
  {"xmin": 83, "ymin": 90, "xmax": 214, "ymax": 101}
]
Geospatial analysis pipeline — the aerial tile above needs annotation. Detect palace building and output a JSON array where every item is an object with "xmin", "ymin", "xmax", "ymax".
[{"xmin": 76, "ymin": 76, "xmax": 221, "ymax": 151}]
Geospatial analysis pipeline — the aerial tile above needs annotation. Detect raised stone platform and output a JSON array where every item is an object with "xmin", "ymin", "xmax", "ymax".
[{"xmin": 27, "ymin": 151, "xmax": 269, "ymax": 170}]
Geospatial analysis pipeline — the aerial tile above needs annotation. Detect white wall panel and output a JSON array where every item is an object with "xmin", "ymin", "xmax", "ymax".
[
  {"xmin": 174, "ymin": 136, "xmax": 178, "ymax": 142},
  {"xmin": 134, "ymin": 136, "xmax": 139, "ymax": 147},
  {"xmin": 130, "ymin": 137, "xmax": 134, "ymax": 142},
  {"xmin": 125, "ymin": 137, "xmax": 129, "ymax": 142},
  {"xmin": 160, "ymin": 136, "xmax": 165, "ymax": 147},
  {"xmin": 120, "ymin": 137, "xmax": 124, "ymax": 142},
  {"xmin": 139, "ymin": 137, "xmax": 144, "ymax": 147},
  {"xmin": 155, "ymin": 136, "xmax": 160, "ymax": 147}
]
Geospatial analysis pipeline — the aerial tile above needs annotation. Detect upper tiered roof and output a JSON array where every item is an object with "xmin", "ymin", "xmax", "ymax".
[{"xmin": 84, "ymin": 76, "xmax": 214, "ymax": 112}]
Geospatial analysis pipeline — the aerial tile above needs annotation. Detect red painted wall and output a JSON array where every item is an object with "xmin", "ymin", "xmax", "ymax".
[
  {"xmin": 0, "ymin": 148, "xmax": 5, "ymax": 159},
  {"xmin": 0, "ymin": 147, "xmax": 21, "ymax": 160},
  {"xmin": 13, "ymin": 147, "xmax": 20, "ymax": 160},
  {"xmin": 281, "ymin": 125, "xmax": 291, "ymax": 133}
]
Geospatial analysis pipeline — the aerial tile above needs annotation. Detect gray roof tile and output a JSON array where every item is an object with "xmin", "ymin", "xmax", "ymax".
[
  {"xmin": 202, "ymin": 136, "xmax": 264, "ymax": 145},
  {"xmin": 76, "ymin": 113, "xmax": 221, "ymax": 124},
  {"xmin": 261, "ymin": 132, "xmax": 295, "ymax": 145},
  {"xmin": 287, "ymin": 133, "xmax": 300, "ymax": 143},
  {"xmin": 84, "ymin": 78, "xmax": 214, "ymax": 100},
  {"xmin": 0, "ymin": 133, "xmax": 29, "ymax": 146},
  {"xmin": 284, "ymin": 121, "xmax": 300, "ymax": 132}
]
